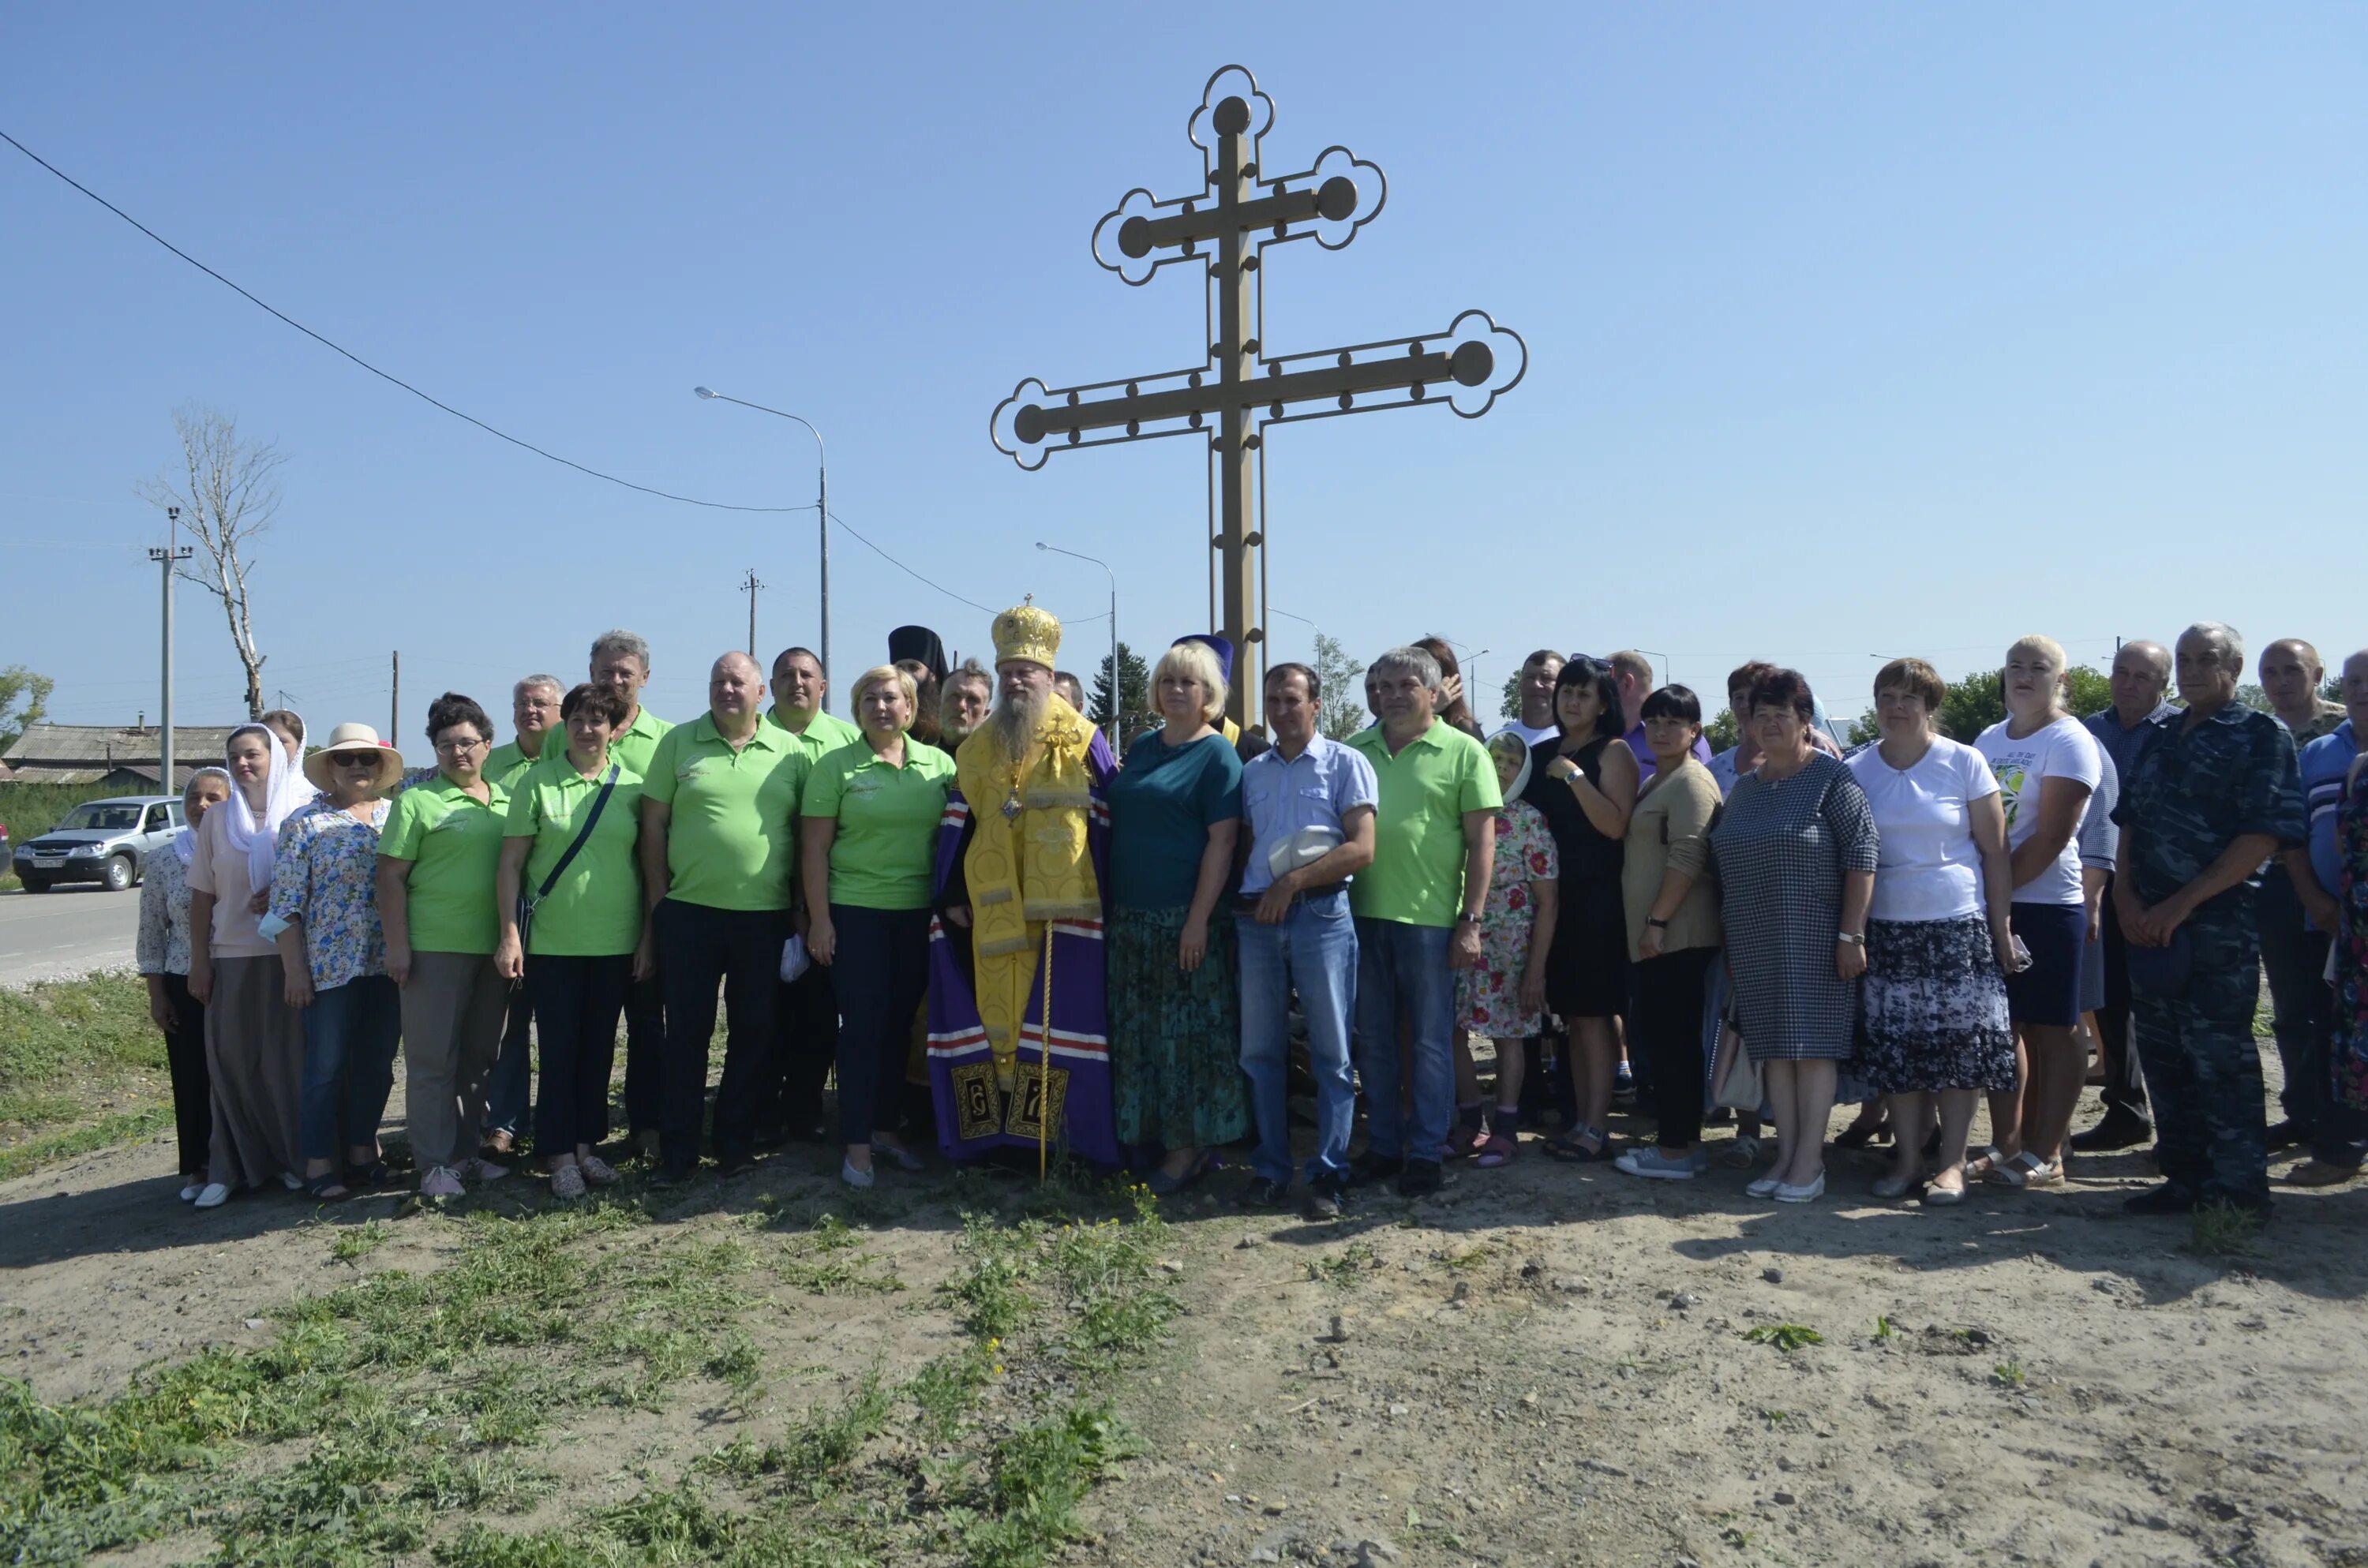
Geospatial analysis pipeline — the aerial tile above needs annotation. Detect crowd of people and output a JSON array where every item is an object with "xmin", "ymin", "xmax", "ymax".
[{"xmin": 132, "ymin": 608, "xmax": 2363, "ymax": 1224}]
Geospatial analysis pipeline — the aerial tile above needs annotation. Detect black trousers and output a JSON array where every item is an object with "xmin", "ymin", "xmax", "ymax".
[
  {"xmin": 1635, "ymin": 947, "xmax": 1715, "ymax": 1150},
  {"xmin": 159, "ymin": 971, "xmax": 211, "ymax": 1177},
  {"xmin": 2095, "ymin": 875, "xmax": 2150, "ymax": 1117},
  {"xmin": 623, "ymin": 972, "xmax": 664, "ymax": 1136},
  {"xmin": 655, "ymin": 898, "xmax": 786, "ymax": 1167},
  {"xmin": 764, "ymin": 960, "xmax": 839, "ymax": 1142},
  {"xmin": 527, "ymin": 952, "xmax": 628, "ymax": 1154},
  {"xmin": 829, "ymin": 904, "xmax": 931, "ymax": 1144}
]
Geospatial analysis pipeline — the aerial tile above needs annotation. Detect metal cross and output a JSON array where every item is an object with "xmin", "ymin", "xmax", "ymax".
[{"xmin": 991, "ymin": 64, "xmax": 1526, "ymax": 727}]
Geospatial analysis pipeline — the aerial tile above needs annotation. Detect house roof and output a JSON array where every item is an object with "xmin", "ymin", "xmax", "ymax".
[{"xmin": 0, "ymin": 725, "xmax": 239, "ymax": 789}]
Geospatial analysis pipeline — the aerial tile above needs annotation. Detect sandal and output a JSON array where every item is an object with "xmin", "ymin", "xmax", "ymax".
[
  {"xmin": 1922, "ymin": 1174, "xmax": 1968, "ymax": 1207},
  {"xmin": 1447, "ymin": 1121, "xmax": 1487, "ymax": 1160},
  {"xmin": 1983, "ymin": 1150, "xmax": 2056, "ymax": 1188},
  {"xmin": 1962, "ymin": 1145, "xmax": 2006, "ymax": 1182},
  {"xmin": 1475, "ymin": 1130, "xmax": 1519, "ymax": 1168},
  {"xmin": 1720, "ymin": 1134, "xmax": 1763, "ymax": 1170},
  {"xmin": 1543, "ymin": 1126, "xmax": 1611, "ymax": 1163},
  {"xmin": 305, "ymin": 1173, "xmax": 351, "ymax": 1203}
]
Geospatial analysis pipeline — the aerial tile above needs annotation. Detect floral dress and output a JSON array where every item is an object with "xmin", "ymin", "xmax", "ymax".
[
  {"xmin": 1457, "ymin": 798, "xmax": 1559, "ymax": 1038},
  {"xmin": 268, "ymin": 799, "xmax": 389, "ymax": 992},
  {"xmin": 2335, "ymin": 778, "xmax": 2368, "ymax": 1111}
]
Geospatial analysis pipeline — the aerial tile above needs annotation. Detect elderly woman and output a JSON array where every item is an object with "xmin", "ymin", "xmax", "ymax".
[
  {"xmin": 380, "ymin": 693, "xmax": 514, "ymax": 1194},
  {"xmin": 187, "ymin": 724, "xmax": 309, "ymax": 1208},
  {"xmin": 1526, "ymin": 657, "xmax": 1637, "ymax": 1161},
  {"xmin": 1616, "ymin": 687, "xmax": 1725, "ymax": 1180},
  {"xmin": 1971, "ymin": 635, "xmax": 2103, "ymax": 1189},
  {"xmin": 137, "ymin": 767, "xmax": 234, "ymax": 1200},
  {"xmin": 1710, "ymin": 669, "xmax": 1879, "ymax": 1203},
  {"xmin": 1453, "ymin": 731, "xmax": 1559, "ymax": 1166},
  {"xmin": 498, "ymin": 683, "xmax": 647, "ymax": 1198},
  {"xmin": 1107, "ymin": 639, "xmax": 1246, "ymax": 1193},
  {"xmin": 1845, "ymin": 659, "xmax": 2016, "ymax": 1203},
  {"xmin": 268, "ymin": 723, "xmax": 407, "ymax": 1201},
  {"xmin": 803, "ymin": 664, "xmax": 957, "ymax": 1189}
]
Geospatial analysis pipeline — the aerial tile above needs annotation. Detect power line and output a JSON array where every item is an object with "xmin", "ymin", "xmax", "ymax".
[
  {"xmin": 826, "ymin": 509, "xmax": 999, "ymax": 616},
  {"xmin": 1, "ymin": 127, "xmax": 806, "ymax": 516}
]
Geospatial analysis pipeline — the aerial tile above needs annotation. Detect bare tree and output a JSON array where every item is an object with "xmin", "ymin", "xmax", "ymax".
[{"xmin": 137, "ymin": 406, "xmax": 285, "ymax": 720}]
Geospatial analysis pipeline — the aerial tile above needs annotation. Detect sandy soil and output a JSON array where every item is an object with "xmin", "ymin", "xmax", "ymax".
[{"xmin": 7, "ymin": 1075, "xmax": 2368, "ymax": 1567}]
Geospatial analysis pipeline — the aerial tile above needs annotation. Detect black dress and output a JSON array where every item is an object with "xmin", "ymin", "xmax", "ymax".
[{"xmin": 1525, "ymin": 735, "xmax": 1630, "ymax": 1020}]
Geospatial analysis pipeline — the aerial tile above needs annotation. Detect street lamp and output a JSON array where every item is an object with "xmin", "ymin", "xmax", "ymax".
[
  {"xmin": 695, "ymin": 386, "xmax": 830, "ymax": 681},
  {"xmin": 1036, "ymin": 541, "xmax": 1117, "ymax": 741},
  {"xmin": 1441, "ymin": 638, "xmax": 1490, "ymax": 718},
  {"xmin": 1265, "ymin": 605, "xmax": 1321, "ymax": 665}
]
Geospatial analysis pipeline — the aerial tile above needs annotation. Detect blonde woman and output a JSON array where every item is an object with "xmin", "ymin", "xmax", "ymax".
[{"xmin": 1107, "ymin": 639, "xmax": 1246, "ymax": 1193}]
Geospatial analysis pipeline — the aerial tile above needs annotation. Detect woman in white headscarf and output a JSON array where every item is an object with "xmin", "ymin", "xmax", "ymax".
[
  {"xmin": 186, "ymin": 724, "xmax": 311, "ymax": 1207},
  {"xmin": 137, "ymin": 766, "xmax": 234, "ymax": 1200}
]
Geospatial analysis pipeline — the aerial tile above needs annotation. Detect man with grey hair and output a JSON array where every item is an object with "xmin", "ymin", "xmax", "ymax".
[
  {"xmin": 590, "ymin": 630, "xmax": 673, "ymax": 1156},
  {"xmin": 2072, "ymin": 639, "xmax": 2179, "ymax": 1153},
  {"xmin": 2254, "ymin": 638, "xmax": 2351, "ymax": 1157},
  {"xmin": 2111, "ymin": 622, "xmax": 2306, "ymax": 1214},
  {"xmin": 478, "ymin": 672, "xmax": 567, "ymax": 1158},
  {"xmin": 1343, "ymin": 646, "xmax": 1502, "ymax": 1198},
  {"xmin": 939, "ymin": 660, "xmax": 994, "ymax": 753}
]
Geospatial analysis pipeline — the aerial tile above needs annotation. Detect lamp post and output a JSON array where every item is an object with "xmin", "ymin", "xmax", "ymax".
[
  {"xmin": 1265, "ymin": 605, "xmax": 1320, "ymax": 666},
  {"xmin": 695, "ymin": 387, "xmax": 830, "ymax": 681},
  {"xmin": 1442, "ymin": 638, "xmax": 1490, "ymax": 720},
  {"xmin": 1036, "ymin": 541, "xmax": 1117, "ymax": 742}
]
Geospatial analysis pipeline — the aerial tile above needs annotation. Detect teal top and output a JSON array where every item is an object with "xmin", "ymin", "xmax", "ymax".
[{"xmin": 1107, "ymin": 730, "xmax": 1242, "ymax": 911}]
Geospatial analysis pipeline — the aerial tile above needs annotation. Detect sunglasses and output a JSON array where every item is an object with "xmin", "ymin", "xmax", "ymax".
[{"xmin": 331, "ymin": 751, "xmax": 381, "ymax": 769}]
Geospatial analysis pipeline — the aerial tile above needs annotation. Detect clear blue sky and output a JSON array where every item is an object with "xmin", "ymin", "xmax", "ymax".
[{"xmin": 4, "ymin": 4, "xmax": 2362, "ymax": 734}]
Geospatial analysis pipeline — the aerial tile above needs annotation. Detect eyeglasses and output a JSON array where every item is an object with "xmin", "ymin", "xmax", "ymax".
[
  {"xmin": 435, "ymin": 735, "xmax": 488, "ymax": 754},
  {"xmin": 331, "ymin": 751, "xmax": 380, "ymax": 769}
]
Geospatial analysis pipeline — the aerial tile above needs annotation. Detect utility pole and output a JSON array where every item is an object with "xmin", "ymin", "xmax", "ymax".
[
  {"xmin": 148, "ymin": 507, "xmax": 193, "ymax": 791},
  {"xmin": 390, "ymin": 650, "xmax": 400, "ymax": 739},
  {"xmin": 740, "ymin": 567, "xmax": 765, "ymax": 658}
]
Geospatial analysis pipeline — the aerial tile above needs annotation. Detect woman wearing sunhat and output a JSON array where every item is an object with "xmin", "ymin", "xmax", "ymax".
[{"xmin": 264, "ymin": 722, "xmax": 407, "ymax": 1201}]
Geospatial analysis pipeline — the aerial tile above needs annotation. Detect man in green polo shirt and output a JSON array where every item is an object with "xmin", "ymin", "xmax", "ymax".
[
  {"xmin": 639, "ymin": 650, "xmax": 805, "ymax": 1180},
  {"xmin": 485, "ymin": 675, "xmax": 564, "ymax": 790},
  {"xmin": 759, "ymin": 642, "xmax": 863, "ymax": 1144},
  {"xmin": 591, "ymin": 629, "xmax": 673, "ymax": 1151},
  {"xmin": 478, "ymin": 672, "xmax": 564, "ymax": 1154},
  {"xmin": 1343, "ymin": 646, "xmax": 1501, "ymax": 1197}
]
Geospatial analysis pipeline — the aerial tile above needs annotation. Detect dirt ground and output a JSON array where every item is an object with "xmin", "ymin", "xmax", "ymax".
[{"xmin": 7, "ymin": 1068, "xmax": 2368, "ymax": 1567}]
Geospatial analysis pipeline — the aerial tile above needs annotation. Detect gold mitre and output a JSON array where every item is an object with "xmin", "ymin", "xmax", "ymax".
[{"xmin": 991, "ymin": 602, "xmax": 1062, "ymax": 669}]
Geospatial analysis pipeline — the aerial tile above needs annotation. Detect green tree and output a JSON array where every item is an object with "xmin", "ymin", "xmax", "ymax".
[
  {"xmin": 1704, "ymin": 709, "xmax": 1739, "ymax": 753},
  {"xmin": 1090, "ymin": 642, "xmax": 1151, "ymax": 744},
  {"xmin": 1499, "ymin": 668, "xmax": 1522, "ymax": 722},
  {"xmin": 1312, "ymin": 632, "xmax": 1367, "ymax": 742},
  {"xmin": 0, "ymin": 664, "xmax": 53, "ymax": 754},
  {"xmin": 1850, "ymin": 661, "xmax": 2119, "ymax": 747}
]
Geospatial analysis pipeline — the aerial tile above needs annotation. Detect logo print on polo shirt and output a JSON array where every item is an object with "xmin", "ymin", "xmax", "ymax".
[{"xmin": 677, "ymin": 758, "xmax": 708, "ymax": 784}]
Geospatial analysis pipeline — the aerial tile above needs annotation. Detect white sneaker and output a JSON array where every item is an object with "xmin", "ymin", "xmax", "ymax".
[
  {"xmin": 179, "ymin": 1183, "xmax": 204, "ymax": 1203},
  {"xmin": 1617, "ymin": 1147, "xmax": 1702, "ymax": 1181},
  {"xmin": 420, "ymin": 1166, "xmax": 466, "ymax": 1199},
  {"xmin": 840, "ymin": 1158, "xmax": 876, "ymax": 1190},
  {"xmin": 193, "ymin": 1182, "xmax": 231, "ymax": 1209},
  {"xmin": 279, "ymin": 1171, "xmax": 305, "ymax": 1192}
]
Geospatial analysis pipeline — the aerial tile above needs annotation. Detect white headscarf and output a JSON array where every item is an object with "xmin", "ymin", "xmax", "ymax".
[
  {"xmin": 218, "ymin": 724, "xmax": 308, "ymax": 892},
  {"xmin": 172, "ymin": 766, "xmax": 234, "ymax": 867}
]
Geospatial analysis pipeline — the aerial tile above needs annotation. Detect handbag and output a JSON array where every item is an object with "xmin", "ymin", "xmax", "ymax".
[
  {"xmin": 1710, "ymin": 1022, "xmax": 1763, "ymax": 1113},
  {"xmin": 515, "ymin": 764, "xmax": 620, "ymax": 960},
  {"xmin": 2124, "ymin": 926, "xmax": 2194, "ymax": 998}
]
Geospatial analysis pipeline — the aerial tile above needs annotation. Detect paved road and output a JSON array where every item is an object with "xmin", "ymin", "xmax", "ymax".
[{"xmin": 0, "ymin": 883, "xmax": 142, "ymax": 986}]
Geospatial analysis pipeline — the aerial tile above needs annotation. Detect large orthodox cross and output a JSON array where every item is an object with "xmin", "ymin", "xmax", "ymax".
[{"xmin": 991, "ymin": 65, "xmax": 1526, "ymax": 727}]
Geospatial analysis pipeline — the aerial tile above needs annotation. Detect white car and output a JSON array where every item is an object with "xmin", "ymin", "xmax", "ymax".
[{"xmin": 13, "ymin": 795, "xmax": 183, "ymax": 893}]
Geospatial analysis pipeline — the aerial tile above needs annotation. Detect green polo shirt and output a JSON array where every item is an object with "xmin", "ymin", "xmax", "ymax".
[
  {"xmin": 1344, "ymin": 719, "xmax": 1503, "ymax": 927},
  {"xmin": 504, "ymin": 753, "xmax": 645, "ymax": 956},
  {"xmin": 765, "ymin": 704, "xmax": 863, "ymax": 765},
  {"xmin": 802, "ymin": 738, "xmax": 955, "ymax": 910},
  {"xmin": 378, "ymin": 773, "xmax": 511, "ymax": 954},
  {"xmin": 643, "ymin": 714, "xmax": 806, "ymax": 911},
  {"xmin": 484, "ymin": 737, "xmax": 556, "ymax": 791},
  {"xmin": 612, "ymin": 705, "xmax": 674, "ymax": 780}
]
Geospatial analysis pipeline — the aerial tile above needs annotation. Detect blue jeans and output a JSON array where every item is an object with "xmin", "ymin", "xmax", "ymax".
[
  {"xmin": 299, "ymin": 974, "xmax": 401, "ymax": 1162},
  {"xmin": 1352, "ymin": 919, "xmax": 1456, "ymax": 1164},
  {"xmin": 1236, "ymin": 890, "xmax": 1359, "ymax": 1185},
  {"xmin": 481, "ymin": 986, "xmax": 534, "ymax": 1140}
]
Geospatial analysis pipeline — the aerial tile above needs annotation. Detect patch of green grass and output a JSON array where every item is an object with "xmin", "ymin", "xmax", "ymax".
[
  {"xmin": 1306, "ymin": 1239, "xmax": 1383, "ymax": 1287},
  {"xmin": 1743, "ymin": 1323, "xmax": 1823, "ymax": 1353},
  {"xmin": 330, "ymin": 1218, "xmax": 393, "ymax": 1263},
  {"xmin": 949, "ymin": 1212, "xmax": 1040, "ymax": 1340},
  {"xmin": 1872, "ymin": 1315, "xmax": 1897, "ymax": 1340},
  {"xmin": 2186, "ymin": 1200, "xmax": 2269, "ymax": 1263},
  {"xmin": 0, "ymin": 972, "xmax": 174, "ymax": 1176},
  {"xmin": 777, "ymin": 1214, "xmax": 906, "ymax": 1296},
  {"xmin": 0, "ymin": 1105, "xmax": 178, "ymax": 1182},
  {"xmin": 957, "ymin": 1401, "xmax": 1139, "ymax": 1568},
  {"xmin": 1759, "ymin": 1408, "xmax": 1789, "ymax": 1429},
  {"xmin": 908, "ymin": 1342, "xmax": 999, "ymax": 1439},
  {"xmin": 1992, "ymin": 1360, "xmax": 2026, "ymax": 1388}
]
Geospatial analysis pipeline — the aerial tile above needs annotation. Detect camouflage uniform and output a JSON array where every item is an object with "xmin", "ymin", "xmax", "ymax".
[{"xmin": 2112, "ymin": 703, "xmax": 2306, "ymax": 1206}]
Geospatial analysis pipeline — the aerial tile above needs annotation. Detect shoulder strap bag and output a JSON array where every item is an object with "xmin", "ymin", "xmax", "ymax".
[{"xmin": 515, "ymin": 765, "xmax": 620, "ymax": 961}]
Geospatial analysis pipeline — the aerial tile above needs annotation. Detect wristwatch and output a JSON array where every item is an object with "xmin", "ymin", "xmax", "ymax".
[
  {"xmin": 1458, "ymin": 911, "xmax": 1484, "ymax": 926},
  {"xmin": 1836, "ymin": 931, "xmax": 1865, "ymax": 946},
  {"xmin": 1647, "ymin": 917, "xmax": 1669, "ymax": 929}
]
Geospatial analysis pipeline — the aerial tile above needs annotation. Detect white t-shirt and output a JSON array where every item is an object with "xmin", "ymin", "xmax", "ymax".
[
  {"xmin": 1974, "ymin": 714, "xmax": 2102, "ymax": 907},
  {"xmin": 1847, "ymin": 736, "xmax": 2001, "ymax": 922},
  {"xmin": 1494, "ymin": 718, "xmax": 1557, "ymax": 750}
]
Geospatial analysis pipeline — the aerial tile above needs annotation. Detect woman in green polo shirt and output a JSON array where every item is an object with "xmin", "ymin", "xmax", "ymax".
[
  {"xmin": 800, "ymin": 664, "xmax": 954, "ymax": 1189},
  {"xmin": 379, "ymin": 693, "xmax": 513, "ymax": 1198},
  {"xmin": 496, "ymin": 683, "xmax": 650, "ymax": 1199}
]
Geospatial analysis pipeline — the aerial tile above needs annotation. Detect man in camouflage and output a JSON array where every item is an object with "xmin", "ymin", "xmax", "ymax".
[{"xmin": 2112, "ymin": 622, "xmax": 2308, "ymax": 1215}]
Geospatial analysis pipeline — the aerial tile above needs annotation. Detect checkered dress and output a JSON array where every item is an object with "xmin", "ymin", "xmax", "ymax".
[{"xmin": 1710, "ymin": 752, "xmax": 1880, "ymax": 1061}]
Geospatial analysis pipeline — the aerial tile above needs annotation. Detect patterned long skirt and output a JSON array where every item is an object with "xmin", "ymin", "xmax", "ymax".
[
  {"xmin": 1858, "ymin": 915, "xmax": 2015, "ymax": 1094},
  {"xmin": 1107, "ymin": 905, "xmax": 1247, "ymax": 1148}
]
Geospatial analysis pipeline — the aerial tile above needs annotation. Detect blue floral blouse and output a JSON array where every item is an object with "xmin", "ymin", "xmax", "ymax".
[{"xmin": 268, "ymin": 799, "xmax": 390, "ymax": 990}]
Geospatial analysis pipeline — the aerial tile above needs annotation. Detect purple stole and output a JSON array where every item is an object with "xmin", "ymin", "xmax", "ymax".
[{"xmin": 925, "ymin": 787, "xmax": 1119, "ymax": 1168}]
